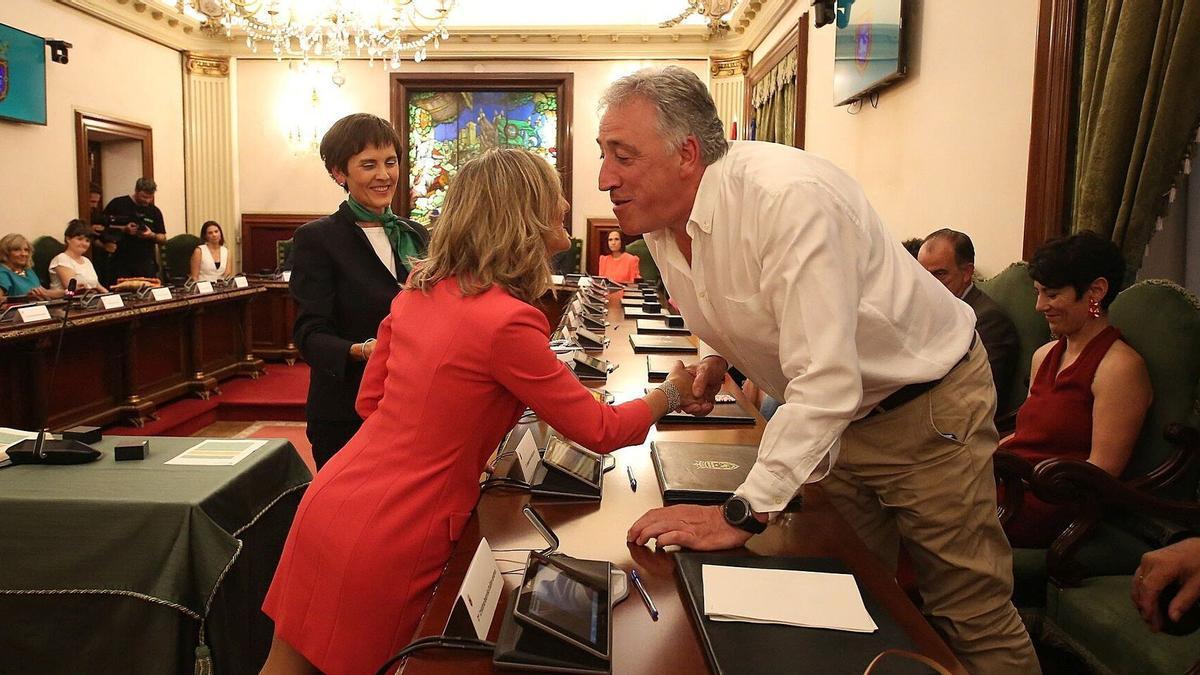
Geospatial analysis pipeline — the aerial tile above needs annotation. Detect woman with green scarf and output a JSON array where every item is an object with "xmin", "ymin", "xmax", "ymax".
[{"xmin": 290, "ymin": 113, "xmax": 429, "ymax": 469}]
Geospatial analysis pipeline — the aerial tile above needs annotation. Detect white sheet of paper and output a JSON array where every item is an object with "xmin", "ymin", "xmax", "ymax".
[
  {"xmin": 702, "ymin": 564, "xmax": 878, "ymax": 633},
  {"xmin": 165, "ymin": 439, "xmax": 268, "ymax": 466},
  {"xmin": 513, "ymin": 429, "xmax": 541, "ymax": 482}
]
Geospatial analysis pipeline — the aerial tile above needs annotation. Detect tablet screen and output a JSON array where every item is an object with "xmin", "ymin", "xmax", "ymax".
[
  {"xmin": 543, "ymin": 436, "xmax": 602, "ymax": 486},
  {"xmin": 516, "ymin": 557, "xmax": 609, "ymax": 658},
  {"xmin": 573, "ymin": 351, "xmax": 608, "ymax": 374}
]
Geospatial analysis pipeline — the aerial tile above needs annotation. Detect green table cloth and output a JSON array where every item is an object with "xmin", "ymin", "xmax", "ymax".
[{"xmin": 0, "ymin": 436, "xmax": 311, "ymax": 674}]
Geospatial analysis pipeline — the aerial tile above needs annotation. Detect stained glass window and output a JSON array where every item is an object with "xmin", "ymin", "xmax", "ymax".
[{"xmin": 407, "ymin": 90, "xmax": 559, "ymax": 226}]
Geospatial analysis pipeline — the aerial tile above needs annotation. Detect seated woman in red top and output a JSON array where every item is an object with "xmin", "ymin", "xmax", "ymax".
[
  {"xmin": 598, "ymin": 230, "xmax": 640, "ymax": 284},
  {"xmin": 1000, "ymin": 232, "xmax": 1151, "ymax": 548},
  {"xmin": 260, "ymin": 148, "xmax": 699, "ymax": 675}
]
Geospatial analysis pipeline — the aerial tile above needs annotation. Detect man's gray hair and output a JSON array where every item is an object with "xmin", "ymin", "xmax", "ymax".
[{"xmin": 599, "ymin": 66, "xmax": 729, "ymax": 166}]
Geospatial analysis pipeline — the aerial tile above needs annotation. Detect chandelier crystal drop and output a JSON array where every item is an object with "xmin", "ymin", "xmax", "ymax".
[{"xmin": 186, "ymin": 0, "xmax": 455, "ymax": 68}]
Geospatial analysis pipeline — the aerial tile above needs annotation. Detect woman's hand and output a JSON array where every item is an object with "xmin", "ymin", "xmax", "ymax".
[
  {"xmin": 664, "ymin": 360, "xmax": 701, "ymax": 410},
  {"xmin": 29, "ymin": 286, "xmax": 49, "ymax": 300}
]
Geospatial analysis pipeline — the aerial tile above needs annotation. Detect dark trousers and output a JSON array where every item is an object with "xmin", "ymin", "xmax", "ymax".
[{"xmin": 306, "ymin": 419, "xmax": 363, "ymax": 470}]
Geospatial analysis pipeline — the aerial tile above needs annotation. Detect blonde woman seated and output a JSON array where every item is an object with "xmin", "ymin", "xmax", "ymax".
[
  {"xmin": 598, "ymin": 229, "xmax": 640, "ymax": 284},
  {"xmin": 190, "ymin": 220, "xmax": 233, "ymax": 282},
  {"xmin": 1000, "ymin": 232, "xmax": 1151, "ymax": 547},
  {"xmin": 49, "ymin": 220, "xmax": 108, "ymax": 293},
  {"xmin": 0, "ymin": 233, "xmax": 61, "ymax": 300},
  {"xmin": 260, "ymin": 148, "xmax": 699, "ymax": 675}
]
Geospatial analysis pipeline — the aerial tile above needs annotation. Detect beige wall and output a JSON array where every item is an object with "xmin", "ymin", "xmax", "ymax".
[
  {"xmin": 754, "ymin": 2, "xmax": 1039, "ymax": 275},
  {"xmin": 0, "ymin": 0, "xmax": 185, "ymax": 242},
  {"xmin": 235, "ymin": 58, "xmax": 708, "ymax": 258},
  {"xmin": 99, "ymin": 140, "xmax": 144, "ymax": 207}
]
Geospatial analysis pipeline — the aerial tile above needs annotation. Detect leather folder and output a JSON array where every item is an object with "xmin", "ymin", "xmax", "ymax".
[
  {"xmin": 628, "ymin": 334, "xmax": 697, "ymax": 354},
  {"xmin": 649, "ymin": 441, "xmax": 798, "ymax": 506},
  {"xmin": 645, "ymin": 354, "xmax": 700, "ymax": 382},
  {"xmin": 635, "ymin": 319, "xmax": 690, "ymax": 336},
  {"xmin": 674, "ymin": 553, "xmax": 927, "ymax": 675}
]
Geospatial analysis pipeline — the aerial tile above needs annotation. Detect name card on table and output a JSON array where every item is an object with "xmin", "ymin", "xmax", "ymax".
[
  {"xmin": 232, "ymin": 275, "xmax": 249, "ymax": 289},
  {"xmin": 195, "ymin": 281, "xmax": 215, "ymax": 295},
  {"xmin": 511, "ymin": 429, "xmax": 542, "ymax": 483},
  {"xmin": 577, "ymin": 276, "xmax": 594, "ymax": 287},
  {"xmin": 550, "ymin": 274, "xmax": 565, "ymax": 285},
  {"xmin": 445, "ymin": 538, "xmax": 504, "ymax": 640},
  {"xmin": 280, "ymin": 270, "xmax": 292, "ymax": 282},
  {"xmin": 100, "ymin": 294, "xmax": 124, "ymax": 310},
  {"xmin": 150, "ymin": 287, "xmax": 173, "ymax": 302},
  {"xmin": 16, "ymin": 305, "xmax": 52, "ymax": 323}
]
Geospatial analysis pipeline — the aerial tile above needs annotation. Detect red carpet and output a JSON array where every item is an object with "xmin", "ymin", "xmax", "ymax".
[
  {"xmin": 105, "ymin": 363, "xmax": 309, "ymax": 434},
  {"xmin": 235, "ymin": 422, "xmax": 315, "ymax": 475}
]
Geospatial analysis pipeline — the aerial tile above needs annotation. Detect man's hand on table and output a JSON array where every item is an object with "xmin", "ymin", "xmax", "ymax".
[
  {"xmin": 680, "ymin": 355, "xmax": 727, "ymax": 416},
  {"xmin": 627, "ymin": 504, "xmax": 753, "ymax": 551}
]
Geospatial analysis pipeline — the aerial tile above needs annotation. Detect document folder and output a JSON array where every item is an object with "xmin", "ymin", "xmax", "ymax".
[{"xmin": 674, "ymin": 553, "xmax": 930, "ymax": 675}]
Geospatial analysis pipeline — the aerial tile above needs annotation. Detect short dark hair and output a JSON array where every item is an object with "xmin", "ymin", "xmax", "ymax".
[
  {"xmin": 65, "ymin": 219, "xmax": 91, "ymax": 240},
  {"xmin": 922, "ymin": 228, "xmax": 975, "ymax": 266},
  {"xmin": 901, "ymin": 237, "xmax": 923, "ymax": 258},
  {"xmin": 135, "ymin": 177, "xmax": 157, "ymax": 193},
  {"xmin": 1029, "ymin": 231, "xmax": 1124, "ymax": 309},
  {"xmin": 319, "ymin": 113, "xmax": 402, "ymax": 185},
  {"xmin": 201, "ymin": 220, "xmax": 224, "ymax": 246}
]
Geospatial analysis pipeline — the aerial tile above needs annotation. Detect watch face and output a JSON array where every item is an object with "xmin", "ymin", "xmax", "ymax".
[{"xmin": 724, "ymin": 497, "xmax": 748, "ymax": 524}]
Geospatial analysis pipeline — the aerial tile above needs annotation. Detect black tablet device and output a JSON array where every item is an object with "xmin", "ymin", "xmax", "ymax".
[
  {"xmin": 542, "ymin": 436, "xmax": 603, "ymax": 488},
  {"xmin": 514, "ymin": 553, "xmax": 611, "ymax": 660}
]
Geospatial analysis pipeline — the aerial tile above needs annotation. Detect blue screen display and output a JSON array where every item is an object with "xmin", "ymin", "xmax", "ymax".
[
  {"xmin": 832, "ymin": 0, "xmax": 905, "ymax": 106},
  {"xmin": 0, "ymin": 23, "xmax": 47, "ymax": 125}
]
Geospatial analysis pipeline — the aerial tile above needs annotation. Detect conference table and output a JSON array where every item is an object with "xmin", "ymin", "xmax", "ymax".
[
  {"xmin": 0, "ymin": 435, "xmax": 311, "ymax": 674},
  {"xmin": 401, "ymin": 284, "xmax": 965, "ymax": 674}
]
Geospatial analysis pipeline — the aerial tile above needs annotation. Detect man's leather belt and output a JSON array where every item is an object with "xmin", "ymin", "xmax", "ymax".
[{"xmin": 868, "ymin": 333, "xmax": 977, "ymax": 418}]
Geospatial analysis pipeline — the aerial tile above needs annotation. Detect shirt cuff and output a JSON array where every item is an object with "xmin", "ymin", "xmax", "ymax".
[
  {"xmin": 736, "ymin": 462, "xmax": 801, "ymax": 513},
  {"xmin": 696, "ymin": 341, "xmax": 726, "ymax": 366}
]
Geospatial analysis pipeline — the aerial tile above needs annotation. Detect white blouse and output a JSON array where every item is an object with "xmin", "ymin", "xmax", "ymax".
[
  {"xmin": 197, "ymin": 244, "xmax": 229, "ymax": 282},
  {"xmin": 48, "ymin": 253, "xmax": 102, "ymax": 290}
]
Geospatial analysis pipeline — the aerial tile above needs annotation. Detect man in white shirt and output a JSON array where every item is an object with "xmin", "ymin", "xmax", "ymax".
[{"xmin": 607, "ymin": 67, "xmax": 1038, "ymax": 674}]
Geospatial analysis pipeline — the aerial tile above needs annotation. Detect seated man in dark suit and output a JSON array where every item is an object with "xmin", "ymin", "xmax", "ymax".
[{"xmin": 919, "ymin": 229, "xmax": 1019, "ymax": 408}]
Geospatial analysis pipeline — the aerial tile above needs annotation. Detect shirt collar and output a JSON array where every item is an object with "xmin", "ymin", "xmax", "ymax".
[
  {"xmin": 959, "ymin": 282, "xmax": 974, "ymax": 300},
  {"xmin": 685, "ymin": 150, "xmax": 729, "ymax": 236}
]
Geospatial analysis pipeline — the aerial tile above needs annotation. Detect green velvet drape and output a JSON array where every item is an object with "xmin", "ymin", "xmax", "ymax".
[
  {"xmin": 752, "ymin": 51, "xmax": 797, "ymax": 146},
  {"xmin": 1072, "ymin": 0, "xmax": 1200, "ymax": 279}
]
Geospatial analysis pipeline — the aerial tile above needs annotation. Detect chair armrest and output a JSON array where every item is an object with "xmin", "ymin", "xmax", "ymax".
[
  {"xmin": 1127, "ymin": 423, "xmax": 1200, "ymax": 493},
  {"xmin": 993, "ymin": 449, "xmax": 1032, "ymax": 526}
]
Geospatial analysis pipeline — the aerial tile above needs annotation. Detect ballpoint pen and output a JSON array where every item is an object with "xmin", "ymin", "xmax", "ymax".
[
  {"xmin": 626, "ymin": 464, "xmax": 638, "ymax": 492},
  {"xmin": 629, "ymin": 569, "xmax": 659, "ymax": 621}
]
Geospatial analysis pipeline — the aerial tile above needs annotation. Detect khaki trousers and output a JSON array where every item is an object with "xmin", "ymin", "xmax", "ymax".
[{"xmin": 819, "ymin": 339, "xmax": 1040, "ymax": 675}]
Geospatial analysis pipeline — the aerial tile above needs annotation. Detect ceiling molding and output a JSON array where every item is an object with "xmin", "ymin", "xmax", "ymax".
[{"xmin": 55, "ymin": 0, "xmax": 796, "ymax": 62}]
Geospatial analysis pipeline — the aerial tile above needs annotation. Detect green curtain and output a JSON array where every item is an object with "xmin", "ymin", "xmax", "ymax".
[
  {"xmin": 752, "ymin": 51, "xmax": 797, "ymax": 146},
  {"xmin": 1072, "ymin": 0, "xmax": 1200, "ymax": 279}
]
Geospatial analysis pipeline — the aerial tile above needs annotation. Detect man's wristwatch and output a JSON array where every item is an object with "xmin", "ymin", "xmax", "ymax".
[{"xmin": 722, "ymin": 495, "xmax": 767, "ymax": 535}]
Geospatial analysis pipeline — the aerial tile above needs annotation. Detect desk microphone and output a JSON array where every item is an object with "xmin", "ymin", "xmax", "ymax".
[{"xmin": 9, "ymin": 278, "xmax": 101, "ymax": 465}]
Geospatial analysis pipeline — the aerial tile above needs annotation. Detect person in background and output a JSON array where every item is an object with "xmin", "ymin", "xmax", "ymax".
[
  {"xmin": 104, "ymin": 177, "xmax": 166, "ymax": 279},
  {"xmin": 49, "ymin": 220, "xmax": 108, "ymax": 293},
  {"xmin": 918, "ymin": 229, "xmax": 1020, "ymax": 406},
  {"xmin": 290, "ymin": 113, "xmax": 430, "ymax": 469},
  {"xmin": 598, "ymin": 229, "xmax": 640, "ymax": 284},
  {"xmin": 0, "ymin": 233, "xmax": 61, "ymax": 300},
  {"xmin": 190, "ymin": 221, "xmax": 233, "ymax": 282},
  {"xmin": 88, "ymin": 183, "xmax": 119, "ymax": 287},
  {"xmin": 260, "ymin": 148, "xmax": 700, "ymax": 675},
  {"xmin": 999, "ymin": 232, "xmax": 1151, "ymax": 547},
  {"xmin": 902, "ymin": 237, "xmax": 923, "ymax": 258},
  {"xmin": 603, "ymin": 66, "xmax": 1038, "ymax": 673}
]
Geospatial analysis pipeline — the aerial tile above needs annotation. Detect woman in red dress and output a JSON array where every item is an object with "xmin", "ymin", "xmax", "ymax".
[
  {"xmin": 598, "ymin": 230, "xmax": 641, "ymax": 284},
  {"xmin": 260, "ymin": 148, "xmax": 698, "ymax": 675},
  {"xmin": 1000, "ymin": 232, "xmax": 1151, "ymax": 548}
]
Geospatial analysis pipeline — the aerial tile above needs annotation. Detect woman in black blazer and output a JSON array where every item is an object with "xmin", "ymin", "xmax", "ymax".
[{"xmin": 290, "ymin": 113, "xmax": 430, "ymax": 469}]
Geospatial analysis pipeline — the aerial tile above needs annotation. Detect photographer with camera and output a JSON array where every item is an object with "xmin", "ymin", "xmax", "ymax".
[{"xmin": 103, "ymin": 177, "xmax": 166, "ymax": 280}]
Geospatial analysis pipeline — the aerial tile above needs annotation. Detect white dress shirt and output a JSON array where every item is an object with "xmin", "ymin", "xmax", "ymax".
[
  {"xmin": 360, "ymin": 225, "xmax": 397, "ymax": 278},
  {"xmin": 197, "ymin": 244, "xmax": 229, "ymax": 282},
  {"xmin": 643, "ymin": 141, "xmax": 976, "ymax": 512}
]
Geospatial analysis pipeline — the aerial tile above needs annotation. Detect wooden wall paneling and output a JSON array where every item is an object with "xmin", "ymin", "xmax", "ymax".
[
  {"xmin": 586, "ymin": 217, "xmax": 642, "ymax": 276},
  {"xmin": 1023, "ymin": 0, "xmax": 1082, "ymax": 259},
  {"xmin": 240, "ymin": 213, "xmax": 319, "ymax": 274}
]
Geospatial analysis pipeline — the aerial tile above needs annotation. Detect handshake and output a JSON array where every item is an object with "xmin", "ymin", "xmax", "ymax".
[{"xmin": 660, "ymin": 356, "xmax": 728, "ymax": 415}]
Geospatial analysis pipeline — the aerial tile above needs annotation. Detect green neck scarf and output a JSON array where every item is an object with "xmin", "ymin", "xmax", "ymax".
[{"xmin": 346, "ymin": 195, "xmax": 422, "ymax": 272}]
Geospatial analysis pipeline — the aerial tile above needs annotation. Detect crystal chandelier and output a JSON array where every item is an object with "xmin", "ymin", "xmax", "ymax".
[
  {"xmin": 659, "ymin": 0, "xmax": 739, "ymax": 36},
  {"xmin": 186, "ymin": 0, "xmax": 455, "ymax": 68}
]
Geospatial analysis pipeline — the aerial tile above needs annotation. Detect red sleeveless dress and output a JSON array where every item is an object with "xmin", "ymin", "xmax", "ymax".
[{"xmin": 1000, "ymin": 325, "xmax": 1123, "ymax": 548}]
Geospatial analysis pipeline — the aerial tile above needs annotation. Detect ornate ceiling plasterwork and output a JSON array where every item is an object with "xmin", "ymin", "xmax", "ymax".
[{"xmin": 55, "ymin": 0, "xmax": 793, "ymax": 61}]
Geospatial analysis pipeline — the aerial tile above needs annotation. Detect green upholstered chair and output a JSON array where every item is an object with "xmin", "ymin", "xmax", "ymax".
[
  {"xmin": 276, "ymin": 237, "xmax": 295, "ymax": 272},
  {"xmin": 31, "ymin": 236, "xmax": 64, "ymax": 290},
  {"xmin": 977, "ymin": 262, "xmax": 1052, "ymax": 419},
  {"xmin": 162, "ymin": 233, "xmax": 201, "ymax": 284},
  {"xmin": 1012, "ymin": 280, "xmax": 1200, "ymax": 673},
  {"xmin": 626, "ymin": 239, "xmax": 660, "ymax": 285}
]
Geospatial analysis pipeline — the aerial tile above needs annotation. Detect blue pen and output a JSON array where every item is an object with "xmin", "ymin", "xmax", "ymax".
[{"xmin": 629, "ymin": 569, "xmax": 659, "ymax": 621}]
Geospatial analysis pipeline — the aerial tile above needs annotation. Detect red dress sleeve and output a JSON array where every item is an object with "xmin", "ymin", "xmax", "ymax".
[
  {"xmin": 354, "ymin": 300, "xmax": 396, "ymax": 419},
  {"xmin": 490, "ymin": 304, "xmax": 653, "ymax": 453}
]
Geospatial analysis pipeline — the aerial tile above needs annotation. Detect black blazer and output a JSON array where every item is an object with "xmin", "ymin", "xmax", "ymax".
[
  {"xmin": 290, "ymin": 202, "xmax": 430, "ymax": 422},
  {"xmin": 964, "ymin": 284, "xmax": 1020, "ymax": 410}
]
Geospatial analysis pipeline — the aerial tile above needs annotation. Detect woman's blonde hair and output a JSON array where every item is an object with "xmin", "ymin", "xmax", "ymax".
[
  {"xmin": 407, "ymin": 148, "xmax": 563, "ymax": 303},
  {"xmin": 0, "ymin": 233, "xmax": 33, "ymax": 271}
]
